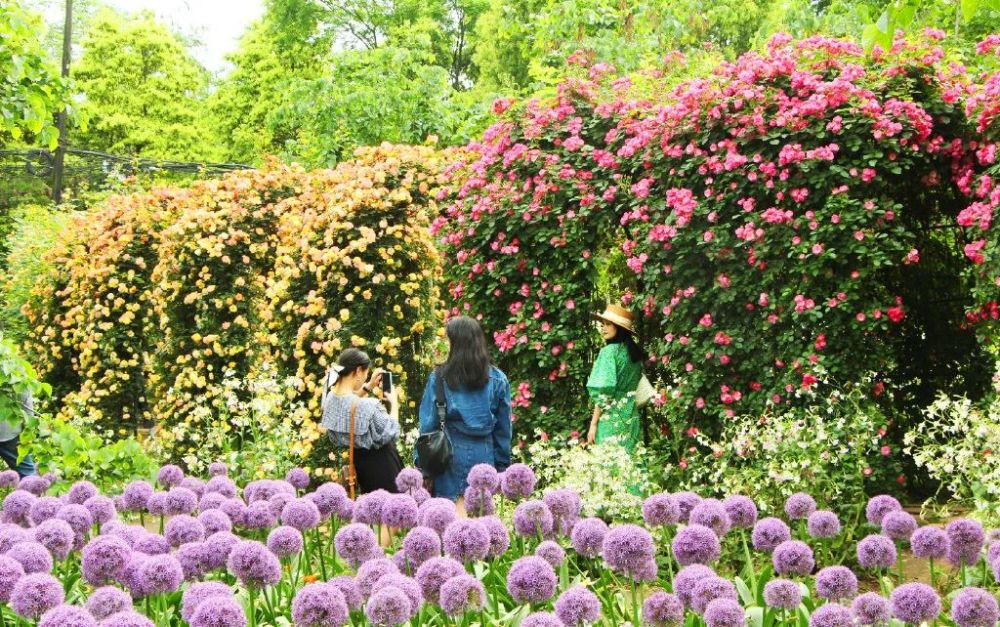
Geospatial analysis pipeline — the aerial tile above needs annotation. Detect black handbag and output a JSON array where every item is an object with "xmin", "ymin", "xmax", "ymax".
[{"xmin": 416, "ymin": 367, "xmax": 454, "ymax": 476}]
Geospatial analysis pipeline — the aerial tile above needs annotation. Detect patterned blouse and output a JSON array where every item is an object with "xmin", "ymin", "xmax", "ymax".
[{"xmin": 320, "ymin": 393, "xmax": 399, "ymax": 450}]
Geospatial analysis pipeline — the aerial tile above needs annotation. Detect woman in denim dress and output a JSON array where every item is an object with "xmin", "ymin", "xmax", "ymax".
[{"xmin": 416, "ymin": 316, "xmax": 512, "ymax": 501}]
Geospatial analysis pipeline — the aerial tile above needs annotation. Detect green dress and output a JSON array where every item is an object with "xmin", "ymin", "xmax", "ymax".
[{"xmin": 586, "ymin": 343, "xmax": 643, "ymax": 452}]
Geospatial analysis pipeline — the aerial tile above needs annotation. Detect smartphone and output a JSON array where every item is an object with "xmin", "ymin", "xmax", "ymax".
[{"xmin": 381, "ymin": 371, "xmax": 394, "ymax": 395}]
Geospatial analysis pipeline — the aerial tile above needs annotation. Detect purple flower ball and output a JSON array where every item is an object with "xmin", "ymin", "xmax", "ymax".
[
  {"xmin": 205, "ymin": 476, "xmax": 238, "ymax": 500},
  {"xmin": 226, "ymin": 540, "xmax": 282, "ymax": 589},
  {"xmin": 133, "ymin": 533, "xmax": 170, "ymax": 556},
  {"xmin": 418, "ymin": 498, "xmax": 457, "ymax": 535},
  {"xmin": 365, "ymin": 586, "xmax": 411, "ymax": 626},
  {"xmin": 136, "ymin": 554, "xmax": 183, "ymax": 596},
  {"xmin": 535, "ymin": 540, "xmax": 566, "ymax": 567},
  {"xmin": 269, "ymin": 493, "xmax": 293, "ymax": 519},
  {"xmin": 643, "ymin": 591, "xmax": 684, "ymax": 626},
  {"xmin": 0, "ymin": 470, "xmax": 19, "ymax": 489},
  {"xmin": 86, "ymin": 586, "xmax": 133, "ymax": 620},
  {"xmin": 165, "ymin": 515, "xmax": 205, "ymax": 547},
  {"xmin": 411, "ymin": 488, "xmax": 431, "ymax": 506},
  {"xmin": 198, "ymin": 493, "xmax": 226, "ymax": 513},
  {"xmin": 773, "ymin": 540, "xmax": 815, "ymax": 576},
  {"xmin": 198, "ymin": 509, "xmax": 233, "ymax": 535},
  {"xmin": 267, "ymin": 526, "xmax": 304, "ymax": 558},
  {"xmin": 513, "ymin": 500, "xmax": 554, "ymax": 538},
  {"xmin": 442, "ymin": 519, "xmax": 490, "ymax": 563},
  {"xmin": 29, "ymin": 496, "xmax": 63, "ymax": 525},
  {"xmin": 285, "ymin": 468, "xmax": 310, "ymax": 490},
  {"xmin": 181, "ymin": 581, "xmax": 233, "ymax": 622},
  {"xmin": 371, "ymin": 574, "xmax": 421, "ymax": 618},
  {"xmin": 352, "ymin": 490, "xmax": 389, "ymax": 525},
  {"xmin": 402, "ymin": 526, "xmax": 441, "ymax": 566},
  {"xmin": 209, "ymin": 462, "xmax": 228, "ymax": 477},
  {"xmin": 462, "ymin": 485, "xmax": 495, "ymax": 517},
  {"xmin": 815, "ymin": 566, "xmax": 858, "ymax": 600},
  {"xmin": 120, "ymin": 482, "xmax": 153, "ymax": 513},
  {"xmin": 116, "ymin": 552, "xmax": 149, "ymax": 597},
  {"xmin": 176, "ymin": 542, "xmax": 211, "ymax": 580},
  {"xmin": 603, "ymin": 523, "xmax": 657, "ymax": 578},
  {"xmin": 57, "ymin": 504, "xmax": 93, "ymax": 539},
  {"xmin": 182, "ymin": 477, "xmax": 207, "ymax": 497},
  {"xmin": 752, "ymin": 517, "xmax": 791, "ymax": 552},
  {"xmin": 440, "ymin": 573, "xmax": 486, "ymax": 616},
  {"xmin": 329, "ymin": 575, "xmax": 362, "ymax": 610},
  {"xmin": 0, "ymin": 523, "xmax": 30, "ymax": 553},
  {"xmin": 145, "ymin": 492, "xmax": 167, "ymax": 516},
  {"xmin": 415, "ymin": 556, "xmax": 463, "ymax": 604},
  {"xmin": 395, "ymin": 467, "xmax": 425, "ymax": 493},
  {"xmin": 857, "ymin": 534, "xmax": 897, "ymax": 569},
  {"xmin": 807, "ymin": 510, "xmax": 841, "ymax": 539},
  {"xmin": 281, "ymin": 498, "xmax": 321, "ymax": 531},
  {"xmin": 691, "ymin": 576, "xmax": 738, "ymax": 614},
  {"xmin": 704, "ymin": 598, "xmax": 746, "ymax": 627},
  {"xmin": 784, "ymin": 493, "xmax": 817, "ymax": 520},
  {"xmin": 335, "ymin": 523, "xmax": 380, "ymax": 568},
  {"xmin": 381, "ymin": 494, "xmax": 419, "ymax": 529},
  {"xmin": 764, "ymin": 579, "xmax": 802, "ymax": 609},
  {"xmin": 190, "ymin": 596, "xmax": 247, "ymax": 627},
  {"xmin": 853, "ymin": 592, "xmax": 891, "ymax": 626},
  {"xmin": 674, "ymin": 492, "xmax": 703, "ymax": 522},
  {"xmin": 809, "ymin": 603, "xmax": 853, "ymax": 627},
  {"xmin": 17, "ymin": 476, "xmax": 48, "ymax": 496},
  {"xmin": 723, "ymin": 496, "xmax": 758, "ymax": 529},
  {"xmin": 310, "ymin": 483, "xmax": 349, "ymax": 519},
  {"xmin": 0, "ymin": 555, "xmax": 26, "ymax": 602},
  {"xmin": 947, "ymin": 519, "xmax": 985, "ymax": 567},
  {"xmin": 219, "ymin": 498, "xmax": 247, "ymax": 523},
  {"xmin": 690, "ymin": 499, "xmax": 732, "ymax": 537},
  {"xmin": 38, "ymin": 604, "xmax": 96, "ymax": 627},
  {"xmin": 865, "ymin": 495, "xmax": 901, "ymax": 526},
  {"xmin": 554, "ymin": 585, "xmax": 601, "ymax": 626},
  {"xmin": 951, "ymin": 587, "xmax": 1000, "ymax": 627},
  {"xmin": 3, "ymin": 490, "xmax": 36, "ymax": 524},
  {"xmin": 571, "ymin": 517, "xmax": 608, "ymax": 558},
  {"xmin": 507, "ymin": 555, "xmax": 557, "ymax": 604},
  {"xmin": 466, "ymin": 464, "xmax": 500, "ymax": 493},
  {"xmin": 882, "ymin": 510, "xmax": 918, "ymax": 541},
  {"xmin": 33, "ymin": 519, "xmax": 75, "ymax": 560},
  {"xmin": 673, "ymin": 564, "xmax": 715, "ymax": 607},
  {"xmin": 357, "ymin": 558, "xmax": 400, "ymax": 599},
  {"xmin": 83, "ymin": 496, "xmax": 116, "ymax": 526},
  {"xmin": 643, "ymin": 493, "xmax": 680, "ymax": 527},
  {"xmin": 101, "ymin": 611, "xmax": 155, "ymax": 627},
  {"xmin": 521, "ymin": 612, "xmax": 563, "ymax": 627},
  {"xmin": 292, "ymin": 582, "xmax": 349, "ymax": 627},
  {"xmin": 479, "ymin": 515, "xmax": 510, "ymax": 558},
  {"xmin": 8, "ymin": 541, "xmax": 53, "ymax": 574},
  {"xmin": 241, "ymin": 501, "xmax": 277, "ymax": 530},
  {"xmin": 156, "ymin": 465, "xmax": 184, "ymax": 488},
  {"xmin": 543, "ymin": 489, "xmax": 582, "ymax": 528},
  {"xmin": 164, "ymin": 487, "xmax": 198, "ymax": 516},
  {"xmin": 672, "ymin": 524, "xmax": 721, "ymax": 566},
  {"xmin": 66, "ymin": 481, "xmax": 98, "ymax": 505},
  {"xmin": 10, "ymin": 573, "xmax": 64, "ymax": 619},
  {"xmin": 499, "ymin": 464, "xmax": 535, "ymax": 500},
  {"xmin": 890, "ymin": 583, "xmax": 941, "ymax": 625},
  {"xmin": 204, "ymin": 532, "xmax": 240, "ymax": 570}
]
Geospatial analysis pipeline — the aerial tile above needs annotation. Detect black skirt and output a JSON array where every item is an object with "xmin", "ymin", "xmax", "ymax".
[{"xmin": 354, "ymin": 443, "xmax": 404, "ymax": 494}]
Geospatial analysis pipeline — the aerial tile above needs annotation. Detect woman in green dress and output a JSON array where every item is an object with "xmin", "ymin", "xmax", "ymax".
[{"xmin": 586, "ymin": 303, "xmax": 647, "ymax": 452}]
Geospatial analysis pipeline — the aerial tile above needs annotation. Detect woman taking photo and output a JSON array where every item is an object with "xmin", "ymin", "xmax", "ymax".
[
  {"xmin": 416, "ymin": 316, "xmax": 512, "ymax": 501},
  {"xmin": 320, "ymin": 348, "xmax": 403, "ymax": 494},
  {"xmin": 586, "ymin": 303, "xmax": 647, "ymax": 452}
]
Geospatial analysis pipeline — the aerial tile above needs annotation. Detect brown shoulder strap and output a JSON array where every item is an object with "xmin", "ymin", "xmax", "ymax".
[{"xmin": 347, "ymin": 399, "xmax": 358, "ymax": 500}]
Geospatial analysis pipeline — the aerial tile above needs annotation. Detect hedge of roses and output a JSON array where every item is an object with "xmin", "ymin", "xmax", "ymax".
[
  {"xmin": 24, "ymin": 145, "xmax": 450, "ymax": 475},
  {"xmin": 438, "ymin": 33, "xmax": 1000, "ymax": 438}
]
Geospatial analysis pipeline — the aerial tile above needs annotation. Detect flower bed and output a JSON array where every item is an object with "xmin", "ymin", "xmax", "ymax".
[{"xmin": 1, "ymin": 458, "xmax": 998, "ymax": 626}]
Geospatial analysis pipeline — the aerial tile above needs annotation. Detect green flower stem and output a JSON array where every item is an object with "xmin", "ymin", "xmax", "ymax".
[
  {"xmin": 247, "ymin": 588, "xmax": 258, "ymax": 627},
  {"xmin": 741, "ymin": 529, "xmax": 757, "ymax": 597},
  {"xmin": 631, "ymin": 578, "xmax": 641, "ymax": 627},
  {"xmin": 929, "ymin": 557, "xmax": 936, "ymax": 590}
]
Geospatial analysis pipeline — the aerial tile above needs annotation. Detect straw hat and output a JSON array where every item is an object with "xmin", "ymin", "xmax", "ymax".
[{"xmin": 591, "ymin": 303, "xmax": 636, "ymax": 334}]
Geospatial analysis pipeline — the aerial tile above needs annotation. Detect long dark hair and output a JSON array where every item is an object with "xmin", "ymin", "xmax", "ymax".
[
  {"xmin": 336, "ymin": 348, "xmax": 371, "ymax": 378},
  {"xmin": 441, "ymin": 316, "xmax": 491, "ymax": 390},
  {"xmin": 608, "ymin": 325, "xmax": 647, "ymax": 364}
]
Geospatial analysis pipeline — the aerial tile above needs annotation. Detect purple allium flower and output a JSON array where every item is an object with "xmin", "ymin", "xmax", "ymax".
[
  {"xmin": 0, "ymin": 523, "xmax": 30, "ymax": 553},
  {"xmin": 165, "ymin": 515, "xmax": 205, "ymax": 547},
  {"xmin": 507, "ymin": 555, "xmax": 557, "ymax": 604},
  {"xmin": 83, "ymin": 496, "xmax": 116, "ymax": 526},
  {"xmin": 442, "ymin": 519, "xmax": 490, "ymax": 563},
  {"xmin": 8, "ymin": 541, "xmax": 53, "ymax": 574},
  {"xmin": 865, "ymin": 495, "xmax": 901, "ymax": 526},
  {"xmin": 691, "ymin": 576, "xmax": 738, "ymax": 614},
  {"xmin": 209, "ymin": 462, "xmax": 228, "ymax": 477},
  {"xmin": 466, "ymin": 464, "xmax": 500, "ymax": 494},
  {"xmin": 33, "ymin": 519, "xmax": 75, "ymax": 560},
  {"xmin": 133, "ymin": 533, "xmax": 170, "ymax": 556},
  {"xmin": 673, "ymin": 564, "xmax": 715, "ymax": 607},
  {"xmin": 66, "ymin": 481, "xmax": 98, "ymax": 505},
  {"xmin": 381, "ymin": 495, "xmax": 419, "ymax": 529},
  {"xmin": 415, "ymin": 556, "xmax": 463, "ymax": 604},
  {"xmin": 357, "ymin": 558, "xmax": 401, "ymax": 599},
  {"xmin": 352, "ymin": 490, "xmax": 389, "ymax": 525},
  {"xmin": 145, "ymin": 492, "xmax": 167, "ymax": 516},
  {"xmin": 176, "ymin": 542, "xmax": 212, "ymax": 580},
  {"xmin": 815, "ymin": 566, "xmax": 858, "ymax": 600},
  {"xmin": 245, "ymin": 479, "xmax": 296, "ymax": 503},
  {"xmin": 691, "ymin": 499, "xmax": 732, "ymax": 537},
  {"xmin": 723, "ymin": 496, "xmax": 758, "ymax": 529},
  {"xmin": 182, "ymin": 477, "xmax": 207, "ymax": 497},
  {"xmin": 120, "ymin": 482, "xmax": 154, "ymax": 513},
  {"xmin": 292, "ymin": 582, "xmax": 348, "ymax": 627},
  {"xmin": 86, "ymin": 586, "xmax": 133, "ymax": 620},
  {"xmin": 284, "ymin": 468, "xmax": 310, "ymax": 490},
  {"xmin": 329, "ymin": 575, "xmax": 362, "ymax": 610},
  {"xmin": 773, "ymin": 540, "xmax": 815, "ymax": 576},
  {"xmin": 101, "ymin": 611, "xmax": 155, "ymax": 627},
  {"xmin": 674, "ymin": 491, "xmax": 702, "ymax": 522},
  {"xmin": 205, "ymin": 476, "xmax": 238, "ymax": 500},
  {"xmin": 241, "ymin": 501, "xmax": 277, "ymax": 530},
  {"xmin": 402, "ymin": 526, "xmax": 440, "ymax": 566},
  {"xmin": 499, "ymin": 464, "xmax": 535, "ymax": 500},
  {"xmin": 181, "ymin": 581, "xmax": 234, "ymax": 622},
  {"xmin": 807, "ymin": 510, "xmax": 841, "ymax": 539},
  {"xmin": 204, "ymin": 531, "xmax": 239, "ymax": 570},
  {"xmin": 947, "ymin": 519, "xmax": 985, "ymax": 567},
  {"xmin": 881, "ymin": 510, "xmax": 918, "ymax": 541},
  {"xmin": 989, "ymin": 543, "xmax": 1000, "ymax": 564},
  {"xmin": 784, "ymin": 493, "xmax": 817, "ymax": 520},
  {"xmin": 554, "ymin": 585, "xmax": 601, "ymax": 626},
  {"xmin": 440, "ymin": 573, "xmax": 486, "ymax": 617},
  {"xmin": 462, "ymin": 485, "xmax": 494, "ymax": 517},
  {"xmin": 164, "ymin": 487, "xmax": 198, "ymax": 516},
  {"xmin": 17, "ymin": 475, "xmax": 47, "ymax": 496},
  {"xmin": 156, "ymin": 465, "xmax": 184, "ymax": 488},
  {"xmin": 633, "ymin": 557, "xmax": 659, "ymax": 582},
  {"xmin": 764, "ymin": 579, "xmax": 802, "ymax": 609},
  {"xmin": 267, "ymin": 526, "xmax": 303, "ymax": 558},
  {"xmin": 571, "ymin": 517, "xmax": 608, "ymax": 558},
  {"xmin": 853, "ymin": 593, "xmax": 891, "ymax": 626},
  {"xmin": 544, "ymin": 489, "xmax": 582, "ymax": 529},
  {"xmin": 10, "ymin": 573, "xmax": 64, "ymax": 619},
  {"xmin": 116, "ymin": 552, "xmax": 149, "ymax": 597},
  {"xmin": 418, "ymin": 498, "xmax": 457, "ymax": 535},
  {"xmin": 365, "ymin": 586, "xmax": 411, "ymax": 626},
  {"xmin": 643, "ymin": 493, "xmax": 680, "ymax": 527},
  {"xmin": 334, "ymin": 523, "xmax": 380, "ymax": 567},
  {"xmin": 704, "ymin": 598, "xmax": 746, "ymax": 627},
  {"xmin": 395, "ymin": 467, "xmax": 425, "ymax": 493},
  {"xmin": 309, "ymin": 483, "xmax": 349, "ymax": 519},
  {"xmin": 190, "ymin": 596, "xmax": 247, "ymax": 627},
  {"xmin": 38, "ymin": 604, "xmax": 96, "ymax": 627},
  {"xmin": 0, "ymin": 554, "xmax": 25, "ymax": 602},
  {"xmin": 479, "ymin": 515, "xmax": 510, "ymax": 558},
  {"xmin": 57, "ymin": 504, "xmax": 93, "ymax": 541},
  {"xmin": 227, "ymin": 540, "xmax": 281, "ymax": 589},
  {"xmin": 198, "ymin": 509, "xmax": 232, "ymax": 535},
  {"xmin": 136, "ymin": 554, "xmax": 183, "ymax": 596},
  {"xmin": 521, "ymin": 612, "xmax": 563, "ymax": 627},
  {"xmin": 269, "ymin": 493, "xmax": 293, "ymax": 519},
  {"xmin": 280, "ymin": 498, "xmax": 321, "ymax": 531},
  {"xmin": 513, "ymin": 500, "xmax": 554, "ymax": 538},
  {"xmin": 643, "ymin": 591, "xmax": 684, "ymax": 626},
  {"xmin": 536, "ymin": 540, "xmax": 566, "ymax": 567},
  {"xmin": 3, "ymin": 490, "xmax": 36, "ymax": 524},
  {"xmin": 412, "ymin": 488, "xmax": 430, "ymax": 506},
  {"xmin": 29, "ymin": 496, "xmax": 62, "ymax": 525},
  {"xmin": 752, "ymin": 517, "xmax": 791, "ymax": 552},
  {"xmin": 0, "ymin": 470, "xmax": 18, "ymax": 489},
  {"xmin": 372, "ymin": 574, "xmax": 421, "ymax": 617},
  {"xmin": 809, "ymin": 603, "xmax": 853, "ymax": 627},
  {"xmin": 890, "ymin": 583, "xmax": 941, "ymax": 625},
  {"xmin": 672, "ymin": 524, "xmax": 721, "ymax": 566},
  {"xmin": 857, "ymin": 534, "xmax": 897, "ymax": 569},
  {"xmin": 219, "ymin": 498, "xmax": 247, "ymax": 524},
  {"xmin": 951, "ymin": 587, "xmax": 1000, "ymax": 627},
  {"xmin": 603, "ymin": 523, "xmax": 657, "ymax": 577}
]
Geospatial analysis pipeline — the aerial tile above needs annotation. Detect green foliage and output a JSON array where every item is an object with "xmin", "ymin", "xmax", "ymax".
[{"xmin": 0, "ymin": 333, "xmax": 49, "ymax": 434}]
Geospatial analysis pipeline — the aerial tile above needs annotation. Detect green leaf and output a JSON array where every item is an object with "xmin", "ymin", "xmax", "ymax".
[{"xmin": 961, "ymin": 0, "xmax": 981, "ymax": 21}]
